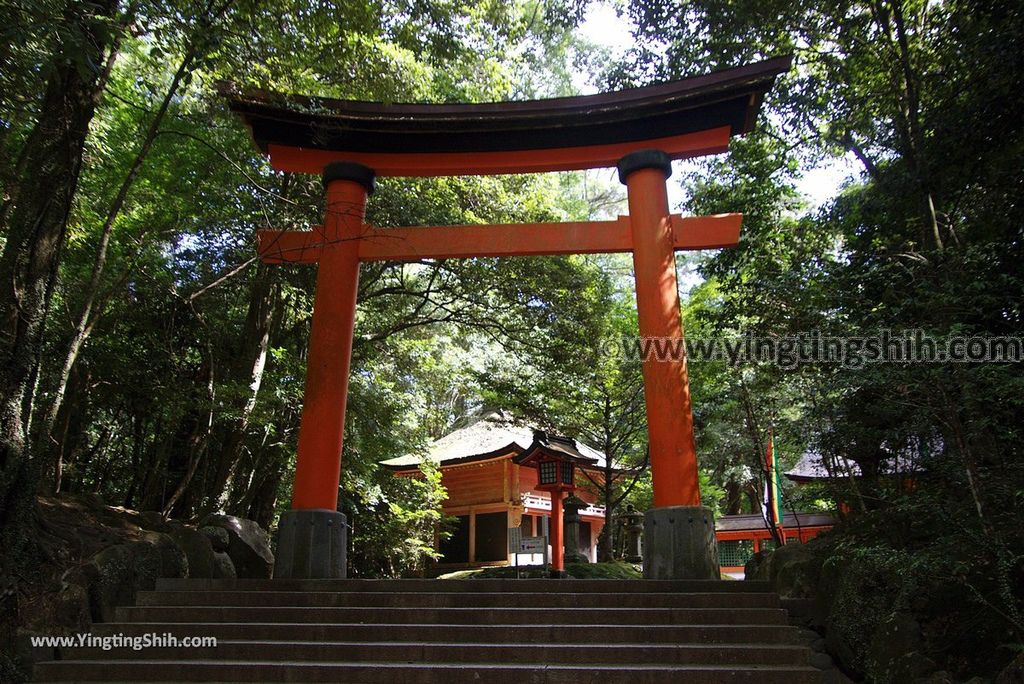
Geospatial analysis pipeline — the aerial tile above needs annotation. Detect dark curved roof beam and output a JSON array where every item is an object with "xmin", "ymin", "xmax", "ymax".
[{"xmin": 219, "ymin": 55, "xmax": 792, "ymax": 177}]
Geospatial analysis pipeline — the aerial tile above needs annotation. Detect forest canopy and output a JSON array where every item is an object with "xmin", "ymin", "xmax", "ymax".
[{"xmin": 0, "ymin": 0, "xmax": 1021, "ymax": 680}]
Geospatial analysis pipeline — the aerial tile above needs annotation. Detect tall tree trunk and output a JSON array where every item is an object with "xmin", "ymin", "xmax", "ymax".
[
  {"xmin": 49, "ymin": 364, "xmax": 91, "ymax": 493},
  {"xmin": 36, "ymin": 41, "xmax": 204, "ymax": 492},
  {"xmin": 745, "ymin": 484, "xmax": 762, "ymax": 514},
  {"xmin": 0, "ymin": 0, "xmax": 122, "ymax": 578},
  {"xmin": 122, "ymin": 414, "xmax": 147, "ymax": 509},
  {"xmin": 0, "ymin": 131, "xmax": 33, "ymax": 242},
  {"xmin": 597, "ymin": 394, "xmax": 616, "ymax": 562},
  {"xmin": 206, "ymin": 261, "xmax": 278, "ymax": 513},
  {"xmin": 724, "ymin": 478, "xmax": 743, "ymax": 515},
  {"xmin": 201, "ymin": 159, "xmax": 289, "ymax": 514},
  {"xmin": 163, "ymin": 351, "xmax": 216, "ymax": 519},
  {"xmin": 737, "ymin": 375, "xmax": 782, "ymax": 545},
  {"xmin": 140, "ymin": 417, "xmax": 172, "ymax": 511},
  {"xmin": 886, "ymin": 0, "xmax": 942, "ymax": 251},
  {"xmin": 869, "ymin": 0, "xmax": 943, "ymax": 250},
  {"xmin": 65, "ymin": 415, "xmax": 110, "ymax": 493},
  {"xmin": 250, "ymin": 467, "xmax": 283, "ymax": 529},
  {"xmin": 35, "ymin": 0, "xmax": 238, "ymax": 491},
  {"xmin": 598, "ymin": 463, "xmax": 615, "ymax": 561}
]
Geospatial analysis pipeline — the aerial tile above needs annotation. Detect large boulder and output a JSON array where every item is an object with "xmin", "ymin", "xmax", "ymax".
[
  {"xmin": 200, "ymin": 514, "xmax": 273, "ymax": 578},
  {"xmin": 744, "ymin": 550, "xmax": 770, "ymax": 580},
  {"xmin": 131, "ymin": 533, "xmax": 188, "ymax": 590},
  {"xmin": 52, "ymin": 580, "xmax": 91, "ymax": 633},
  {"xmin": 83, "ymin": 543, "xmax": 134, "ymax": 622},
  {"xmin": 168, "ymin": 525, "xmax": 215, "ymax": 579},
  {"xmin": 865, "ymin": 613, "xmax": 934, "ymax": 682},
  {"xmin": 745, "ymin": 541, "xmax": 824, "ymax": 598},
  {"xmin": 817, "ymin": 550, "xmax": 942, "ymax": 683},
  {"xmin": 81, "ymin": 533, "xmax": 188, "ymax": 622},
  {"xmin": 200, "ymin": 526, "xmax": 229, "ymax": 552},
  {"xmin": 771, "ymin": 543, "xmax": 824, "ymax": 599},
  {"xmin": 136, "ymin": 510, "xmax": 172, "ymax": 533},
  {"xmin": 212, "ymin": 552, "xmax": 237, "ymax": 579}
]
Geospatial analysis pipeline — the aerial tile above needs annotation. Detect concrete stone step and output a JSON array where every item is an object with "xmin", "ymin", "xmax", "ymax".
[
  {"xmin": 154, "ymin": 578, "xmax": 772, "ymax": 593},
  {"xmin": 115, "ymin": 605, "xmax": 790, "ymax": 626},
  {"xmin": 35, "ymin": 659, "xmax": 825, "ymax": 683},
  {"xmin": 55, "ymin": 640, "xmax": 812, "ymax": 665},
  {"xmin": 34, "ymin": 579, "xmax": 818, "ymax": 683},
  {"xmin": 88, "ymin": 620, "xmax": 807, "ymax": 644},
  {"xmin": 136, "ymin": 589, "xmax": 780, "ymax": 609}
]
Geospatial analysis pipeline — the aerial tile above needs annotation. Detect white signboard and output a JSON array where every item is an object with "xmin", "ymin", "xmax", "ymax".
[{"xmin": 518, "ymin": 536, "xmax": 546, "ymax": 554}]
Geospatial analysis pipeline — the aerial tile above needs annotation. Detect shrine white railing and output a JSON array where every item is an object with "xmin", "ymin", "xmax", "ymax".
[{"xmin": 521, "ymin": 492, "xmax": 605, "ymax": 518}]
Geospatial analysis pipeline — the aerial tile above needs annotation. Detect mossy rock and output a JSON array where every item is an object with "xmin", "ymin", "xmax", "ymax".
[
  {"xmin": 83, "ymin": 534, "xmax": 187, "ymax": 622},
  {"xmin": 200, "ymin": 526, "xmax": 229, "ymax": 553},
  {"xmin": 0, "ymin": 651, "xmax": 29, "ymax": 684},
  {"xmin": 768, "ymin": 542, "xmax": 823, "ymax": 598},
  {"xmin": 133, "ymin": 532, "xmax": 188, "ymax": 589},
  {"xmin": 200, "ymin": 514, "xmax": 273, "ymax": 579},
  {"xmin": 821, "ymin": 550, "xmax": 918, "ymax": 681},
  {"xmin": 744, "ymin": 550, "xmax": 770, "ymax": 580},
  {"xmin": 212, "ymin": 552, "xmax": 236, "ymax": 579},
  {"xmin": 86, "ymin": 544, "xmax": 134, "ymax": 622},
  {"xmin": 865, "ymin": 613, "xmax": 929, "ymax": 681},
  {"xmin": 169, "ymin": 526, "xmax": 215, "ymax": 579},
  {"xmin": 996, "ymin": 652, "xmax": 1024, "ymax": 684},
  {"xmin": 136, "ymin": 511, "xmax": 171, "ymax": 532},
  {"xmin": 564, "ymin": 561, "xmax": 642, "ymax": 579}
]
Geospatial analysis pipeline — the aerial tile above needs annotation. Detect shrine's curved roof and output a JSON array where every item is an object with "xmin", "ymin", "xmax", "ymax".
[
  {"xmin": 715, "ymin": 512, "xmax": 836, "ymax": 532},
  {"xmin": 785, "ymin": 446, "xmax": 930, "ymax": 483},
  {"xmin": 218, "ymin": 56, "xmax": 791, "ymax": 176},
  {"xmin": 379, "ymin": 411, "xmax": 606, "ymax": 471}
]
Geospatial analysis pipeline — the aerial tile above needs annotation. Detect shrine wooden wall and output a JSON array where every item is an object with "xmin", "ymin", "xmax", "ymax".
[{"xmin": 441, "ymin": 461, "xmax": 509, "ymax": 508}]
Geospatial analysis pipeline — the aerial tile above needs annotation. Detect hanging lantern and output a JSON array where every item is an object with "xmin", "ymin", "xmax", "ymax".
[
  {"xmin": 514, "ymin": 431, "xmax": 598, "ymax": 579},
  {"xmin": 561, "ymin": 461, "xmax": 575, "ymax": 486},
  {"xmin": 539, "ymin": 460, "xmax": 558, "ymax": 486}
]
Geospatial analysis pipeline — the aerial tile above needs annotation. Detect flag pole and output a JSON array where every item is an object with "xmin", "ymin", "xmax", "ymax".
[{"xmin": 764, "ymin": 427, "xmax": 785, "ymax": 547}]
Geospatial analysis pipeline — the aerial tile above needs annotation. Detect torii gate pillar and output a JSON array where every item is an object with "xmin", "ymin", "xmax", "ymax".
[
  {"xmin": 273, "ymin": 164, "xmax": 372, "ymax": 580},
  {"xmin": 618, "ymin": 151, "xmax": 719, "ymax": 580}
]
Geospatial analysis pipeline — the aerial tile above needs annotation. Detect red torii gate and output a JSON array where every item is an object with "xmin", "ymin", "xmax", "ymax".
[{"xmin": 220, "ymin": 55, "xmax": 790, "ymax": 579}]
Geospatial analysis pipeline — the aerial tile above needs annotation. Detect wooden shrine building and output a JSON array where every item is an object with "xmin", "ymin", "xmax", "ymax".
[
  {"xmin": 715, "ymin": 511, "xmax": 835, "ymax": 576},
  {"xmin": 380, "ymin": 412, "xmax": 610, "ymax": 568}
]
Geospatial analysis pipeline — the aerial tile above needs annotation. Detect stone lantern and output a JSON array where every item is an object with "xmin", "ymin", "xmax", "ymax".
[
  {"xmin": 562, "ymin": 493, "xmax": 590, "ymax": 564},
  {"xmin": 515, "ymin": 431, "xmax": 595, "ymax": 578},
  {"xmin": 619, "ymin": 504, "xmax": 644, "ymax": 562}
]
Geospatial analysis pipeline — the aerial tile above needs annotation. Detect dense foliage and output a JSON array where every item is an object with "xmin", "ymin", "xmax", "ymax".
[
  {"xmin": 609, "ymin": 0, "xmax": 1024, "ymax": 678},
  {"xmin": 0, "ymin": 0, "xmax": 607, "ymax": 567},
  {"xmin": 0, "ymin": 0, "xmax": 1021, "ymax": 680}
]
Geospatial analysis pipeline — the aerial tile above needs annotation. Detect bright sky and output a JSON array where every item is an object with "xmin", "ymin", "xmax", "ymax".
[
  {"xmin": 571, "ymin": 3, "xmax": 863, "ymax": 295},
  {"xmin": 575, "ymin": 3, "xmax": 860, "ymax": 214}
]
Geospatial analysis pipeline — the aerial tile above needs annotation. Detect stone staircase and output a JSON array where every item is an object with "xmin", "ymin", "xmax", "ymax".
[{"xmin": 34, "ymin": 578, "xmax": 824, "ymax": 683}]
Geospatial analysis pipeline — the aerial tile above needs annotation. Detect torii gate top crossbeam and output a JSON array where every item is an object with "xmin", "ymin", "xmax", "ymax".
[{"xmin": 217, "ymin": 56, "xmax": 791, "ymax": 176}]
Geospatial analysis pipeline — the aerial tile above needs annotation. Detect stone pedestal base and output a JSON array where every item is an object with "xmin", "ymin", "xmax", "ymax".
[
  {"xmin": 273, "ymin": 509, "xmax": 347, "ymax": 579},
  {"xmin": 642, "ymin": 506, "xmax": 719, "ymax": 580}
]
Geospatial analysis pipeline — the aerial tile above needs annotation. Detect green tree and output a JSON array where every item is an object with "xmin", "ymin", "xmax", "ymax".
[{"xmin": 616, "ymin": 0, "xmax": 1024, "ymax": 676}]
